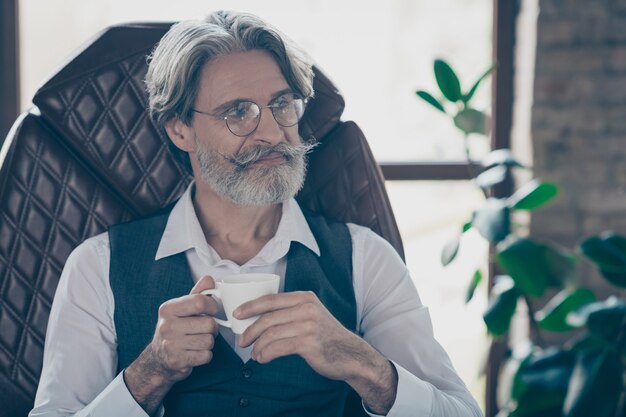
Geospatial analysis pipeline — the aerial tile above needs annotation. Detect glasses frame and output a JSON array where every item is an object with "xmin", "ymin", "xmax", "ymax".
[{"xmin": 191, "ymin": 92, "xmax": 308, "ymax": 137}]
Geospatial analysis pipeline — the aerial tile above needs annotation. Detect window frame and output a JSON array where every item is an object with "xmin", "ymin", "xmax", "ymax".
[{"xmin": 0, "ymin": 0, "xmax": 19, "ymax": 145}]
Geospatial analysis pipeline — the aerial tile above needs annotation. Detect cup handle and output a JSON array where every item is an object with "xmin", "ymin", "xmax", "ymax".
[{"xmin": 200, "ymin": 289, "xmax": 232, "ymax": 329}]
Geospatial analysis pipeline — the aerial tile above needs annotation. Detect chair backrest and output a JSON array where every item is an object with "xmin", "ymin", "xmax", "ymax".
[{"xmin": 0, "ymin": 22, "xmax": 404, "ymax": 416}]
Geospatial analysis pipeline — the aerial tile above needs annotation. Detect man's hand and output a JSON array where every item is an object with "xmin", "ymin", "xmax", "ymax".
[
  {"xmin": 235, "ymin": 291, "xmax": 398, "ymax": 414},
  {"xmin": 124, "ymin": 275, "xmax": 220, "ymax": 415}
]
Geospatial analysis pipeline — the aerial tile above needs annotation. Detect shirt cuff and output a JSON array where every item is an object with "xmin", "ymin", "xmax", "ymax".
[
  {"xmin": 364, "ymin": 360, "xmax": 434, "ymax": 417},
  {"xmin": 81, "ymin": 372, "xmax": 156, "ymax": 417}
]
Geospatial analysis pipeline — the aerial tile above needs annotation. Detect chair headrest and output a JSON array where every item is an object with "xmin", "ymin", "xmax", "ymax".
[{"xmin": 34, "ymin": 22, "xmax": 345, "ymax": 145}]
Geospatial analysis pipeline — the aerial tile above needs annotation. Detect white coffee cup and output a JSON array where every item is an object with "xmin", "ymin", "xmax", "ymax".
[{"xmin": 201, "ymin": 273, "xmax": 280, "ymax": 334}]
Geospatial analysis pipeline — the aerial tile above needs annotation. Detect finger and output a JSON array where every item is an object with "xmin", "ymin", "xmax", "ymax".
[
  {"xmin": 239, "ymin": 305, "xmax": 311, "ymax": 347},
  {"xmin": 249, "ymin": 321, "xmax": 308, "ymax": 355},
  {"xmin": 184, "ymin": 349, "xmax": 214, "ymax": 368},
  {"xmin": 182, "ymin": 333, "xmax": 215, "ymax": 351},
  {"xmin": 160, "ymin": 293, "xmax": 218, "ymax": 318},
  {"xmin": 235, "ymin": 291, "xmax": 317, "ymax": 319},
  {"xmin": 253, "ymin": 337, "xmax": 300, "ymax": 364},
  {"xmin": 190, "ymin": 275, "xmax": 216, "ymax": 295},
  {"xmin": 177, "ymin": 315, "xmax": 220, "ymax": 335}
]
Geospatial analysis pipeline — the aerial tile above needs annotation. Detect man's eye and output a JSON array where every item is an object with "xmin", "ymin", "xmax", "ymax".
[
  {"xmin": 273, "ymin": 97, "xmax": 290, "ymax": 108},
  {"xmin": 225, "ymin": 103, "xmax": 253, "ymax": 119}
]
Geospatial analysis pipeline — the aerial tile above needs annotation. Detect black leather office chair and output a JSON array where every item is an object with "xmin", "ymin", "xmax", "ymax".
[{"xmin": 0, "ymin": 22, "xmax": 404, "ymax": 417}]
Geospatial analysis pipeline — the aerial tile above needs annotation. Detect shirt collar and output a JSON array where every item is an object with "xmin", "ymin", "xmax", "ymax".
[{"xmin": 155, "ymin": 182, "xmax": 320, "ymax": 261}]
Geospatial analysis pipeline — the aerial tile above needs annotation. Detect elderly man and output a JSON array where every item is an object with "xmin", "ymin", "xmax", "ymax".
[{"xmin": 30, "ymin": 10, "xmax": 482, "ymax": 417}]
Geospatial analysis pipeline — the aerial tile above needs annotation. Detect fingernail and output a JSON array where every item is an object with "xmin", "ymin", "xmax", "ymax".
[{"xmin": 233, "ymin": 308, "xmax": 241, "ymax": 318}]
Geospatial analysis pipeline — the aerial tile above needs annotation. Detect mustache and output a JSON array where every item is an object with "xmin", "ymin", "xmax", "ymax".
[{"xmin": 223, "ymin": 141, "xmax": 318, "ymax": 170}]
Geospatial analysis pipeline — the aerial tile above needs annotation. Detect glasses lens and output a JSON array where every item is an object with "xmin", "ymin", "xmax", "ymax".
[
  {"xmin": 270, "ymin": 93, "xmax": 305, "ymax": 127},
  {"xmin": 225, "ymin": 101, "xmax": 260, "ymax": 136}
]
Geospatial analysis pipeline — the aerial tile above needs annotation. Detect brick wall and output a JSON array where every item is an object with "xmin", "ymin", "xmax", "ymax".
[{"xmin": 531, "ymin": 0, "xmax": 626, "ymax": 296}]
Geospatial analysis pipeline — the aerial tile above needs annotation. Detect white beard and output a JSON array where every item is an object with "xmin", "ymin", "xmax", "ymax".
[{"xmin": 195, "ymin": 136, "xmax": 315, "ymax": 206}]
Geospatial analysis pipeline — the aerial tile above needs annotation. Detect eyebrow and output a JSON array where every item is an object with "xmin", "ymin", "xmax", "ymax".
[{"xmin": 211, "ymin": 88, "xmax": 294, "ymax": 114}]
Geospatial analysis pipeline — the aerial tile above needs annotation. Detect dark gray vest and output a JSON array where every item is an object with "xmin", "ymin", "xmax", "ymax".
[{"xmin": 109, "ymin": 206, "xmax": 358, "ymax": 417}]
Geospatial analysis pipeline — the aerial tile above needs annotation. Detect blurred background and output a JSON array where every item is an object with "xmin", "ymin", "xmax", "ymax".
[{"xmin": 2, "ymin": 0, "xmax": 626, "ymax": 415}]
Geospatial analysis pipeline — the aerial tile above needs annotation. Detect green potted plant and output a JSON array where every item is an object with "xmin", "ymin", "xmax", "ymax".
[{"xmin": 416, "ymin": 59, "xmax": 626, "ymax": 417}]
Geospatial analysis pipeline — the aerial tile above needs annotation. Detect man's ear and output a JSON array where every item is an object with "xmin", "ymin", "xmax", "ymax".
[{"xmin": 164, "ymin": 117, "xmax": 196, "ymax": 153}]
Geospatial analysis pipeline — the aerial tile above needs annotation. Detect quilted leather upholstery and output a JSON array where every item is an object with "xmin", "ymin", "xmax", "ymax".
[{"xmin": 0, "ymin": 22, "xmax": 403, "ymax": 416}]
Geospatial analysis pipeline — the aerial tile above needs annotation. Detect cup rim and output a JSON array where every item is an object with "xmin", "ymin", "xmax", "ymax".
[{"xmin": 219, "ymin": 273, "xmax": 279, "ymax": 285}]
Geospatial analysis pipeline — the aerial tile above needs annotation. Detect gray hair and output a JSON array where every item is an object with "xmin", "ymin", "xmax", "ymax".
[{"xmin": 145, "ymin": 11, "xmax": 315, "ymax": 170}]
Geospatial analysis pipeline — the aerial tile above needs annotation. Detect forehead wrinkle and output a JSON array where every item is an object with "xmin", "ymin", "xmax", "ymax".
[{"xmin": 196, "ymin": 50, "xmax": 291, "ymax": 112}]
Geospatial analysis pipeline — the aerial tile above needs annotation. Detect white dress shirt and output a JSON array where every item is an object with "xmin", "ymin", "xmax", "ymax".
[{"xmin": 30, "ymin": 183, "xmax": 482, "ymax": 417}]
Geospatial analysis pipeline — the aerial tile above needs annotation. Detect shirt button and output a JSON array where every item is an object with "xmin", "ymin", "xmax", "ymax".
[
  {"xmin": 239, "ymin": 397, "xmax": 250, "ymax": 407},
  {"xmin": 242, "ymin": 368, "xmax": 253, "ymax": 379}
]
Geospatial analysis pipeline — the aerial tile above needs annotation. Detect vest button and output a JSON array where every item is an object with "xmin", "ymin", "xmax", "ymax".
[
  {"xmin": 242, "ymin": 368, "xmax": 253, "ymax": 379},
  {"xmin": 239, "ymin": 397, "xmax": 250, "ymax": 407}
]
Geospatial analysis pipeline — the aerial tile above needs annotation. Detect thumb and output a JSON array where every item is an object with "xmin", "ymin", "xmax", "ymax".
[{"xmin": 190, "ymin": 275, "xmax": 216, "ymax": 295}]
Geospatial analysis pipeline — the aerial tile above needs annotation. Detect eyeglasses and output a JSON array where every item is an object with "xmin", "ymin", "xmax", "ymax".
[{"xmin": 192, "ymin": 92, "xmax": 307, "ymax": 137}]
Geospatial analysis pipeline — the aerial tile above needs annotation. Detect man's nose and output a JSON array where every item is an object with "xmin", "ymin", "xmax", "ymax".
[{"xmin": 250, "ymin": 107, "xmax": 284, "ymax": 145}]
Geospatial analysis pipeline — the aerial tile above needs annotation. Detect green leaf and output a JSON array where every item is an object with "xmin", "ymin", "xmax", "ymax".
[
  {"xmin": 483, "ymin": 276, "xmax": 519, "ymax": 336},
  {"xmin": 475, "ymin": 165, "xmax": 508, "ymax": 189},
  {"xmin": 510, "ymin": 350, "xmax": 535, "ymax": 401},
  {"xmin": 569, "ymin": 334, "xmax": 610, "ymax": 354},
  {"xmin": 473, "ymin": 198, "xmax": 510, "ymax": 243},
  {"xmin": 580, "ymin": 232, "xmax": 626, "ymax": 287},
  {"xmin": 434, "ymin": 59, "xmax": 462, "ymax": 102},
  {"xmin": 463, "ymin": 63, "xmax": 496, "ymax": 103},
  {"xmin": 441, "ymin": 232, "xmax": 461, "ymax": 266},
  {"xmin": 603, "ymin": 232, "xmax": 626, "ymax": 253},
  {"xmin": 567, "ymin": 297, "xmax": 626, "ymax": 343},
  {"xmin": 465, "ymin": 270, "xmax": 482, "ymax": 303},
  {"xmin": 415, "ymin": 90, "xmax": 446, "ymax": 113},
  {"xmin": 597, "ymin": 269, "xmax": 626, "ymax": 288},
  {"xmin": 462, "ymin": 220, "xmax": 473, "ymax": 233},
  {"xmin": 542, "ymin": 245, "xmax": 580, "ymax": 287},
  {"xmin": 563, "ymin": 349, "xmax": 624, "ymax": 417},
  {"xmin": 510, "ymin": 348, "xmax": 575, "ymax": 417},
  {"xmin": 535, "ymin": 288, "xmax": 597, "ymax": 332},
  {"xmin": 453, "ymin": 108, "xmax": 487, "ymax": 135},
  {"xmin": 567, "ymin": 297, "xmax": 626, "ymax": 326},
  {"xmin": 508, "ymin": 180, "xmax": 559, "ymax": 211},
  {"xmin": 481, "ymin": 149, "xmax": 525, "ymax": 170},
  {"xmin": 496, "ymin": 237, "xmax": 550, "ymax": 296},
  {"xmin": 510, "ymin": 403, "xmax": 565, "ymax": 417},
  {"xmin": 515, "ymin": 348, "xmax": 575, "ymax": 397},
  {"xmin": 496, "ymin": 237, "xmax": 577, "ymax": 297},
  {"xmin": 580, "ymin": 234, "xmax": 626, "ymax": 270}
]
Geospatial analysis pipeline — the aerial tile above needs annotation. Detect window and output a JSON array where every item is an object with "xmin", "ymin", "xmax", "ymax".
[{"xmin": 387, "ymin": 181, "xmax": 489, "ymax": 402}]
